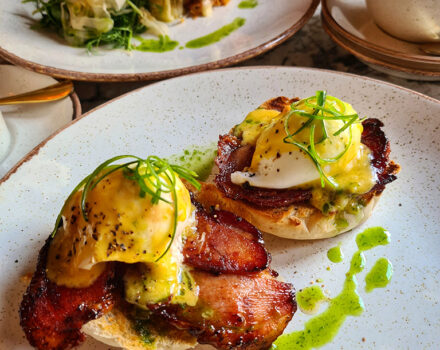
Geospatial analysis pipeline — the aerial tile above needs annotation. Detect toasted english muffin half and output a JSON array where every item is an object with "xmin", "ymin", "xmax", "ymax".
[
  {"xmin": 194, "ymin": 182, "xmax": 380, "ymax": 240},
  {"xmin": 82, "ymin": 307, "xmax": 197, "ymax": 350}
]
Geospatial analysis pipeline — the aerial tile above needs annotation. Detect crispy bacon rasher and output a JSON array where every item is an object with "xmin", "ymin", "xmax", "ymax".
[
  {"xmin": 215, "ymin": 118, "xmax": 399, "ymax": 209},
  {"xmin": 360, "ymin": 118, "xmax": 400, "ymax": 199},
  {"xmin": 20, "ymin": 203, "xmax": 295, "ymax": 350},
  {"xmin": 151, "ymin": 271, "xmax": 295, "ymax": 350},
  {"xmin": 184, "ymin": 204, "xmax": 270, "ymax": 274},
  {"xmin": 19, "ymin": 239, "xmax": 118, "ymax": 350}
]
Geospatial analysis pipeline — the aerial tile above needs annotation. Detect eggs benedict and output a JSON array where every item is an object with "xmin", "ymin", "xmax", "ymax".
[
  {"xmin": 20, "ymin": 155, "xmax": 295, "ymax": 350},
  {"xmin": 195, "ymin": 92, "xmax": 400, "ymax": 239}
]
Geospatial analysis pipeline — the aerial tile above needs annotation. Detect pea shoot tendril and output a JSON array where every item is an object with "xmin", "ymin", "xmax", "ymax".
[
  {"xmin": 283, "ymin": 91, "xmax": 361, "ymax": 188},
  {"xmin": 51, "ymin": 155, "xmax": 200, "ymax": 262}
]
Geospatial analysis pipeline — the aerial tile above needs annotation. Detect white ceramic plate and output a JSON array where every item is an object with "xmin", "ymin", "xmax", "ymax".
[
  {"xmin": 0, "ymin": 0, "xmax": 318, "ymax": 82},
  {"xmin": 0, "ymin": 65, "xmax": 81, "ymax": 178},
  {"xmin": 0, "ymin": 67, "xmax": 439, "ymax": 349}
]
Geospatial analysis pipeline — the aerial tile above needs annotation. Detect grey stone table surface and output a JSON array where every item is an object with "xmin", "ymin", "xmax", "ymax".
[{"xmin": 75, "ymin": 13, "xmax": 439, "ymax": 113}]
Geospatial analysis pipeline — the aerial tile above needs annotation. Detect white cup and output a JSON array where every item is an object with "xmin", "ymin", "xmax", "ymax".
[
  {"xmin": 366, "ymin": 0, "xmax": 440, "ymax": 43},
  {"xmin": 0, "ymin": 110, "xmax": 11, "ymax": 163}
]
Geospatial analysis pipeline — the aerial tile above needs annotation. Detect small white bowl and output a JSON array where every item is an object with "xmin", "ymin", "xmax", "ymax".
[{"xmin": 366, "ymin": 0, "xmax": 440, "ymax": 43}]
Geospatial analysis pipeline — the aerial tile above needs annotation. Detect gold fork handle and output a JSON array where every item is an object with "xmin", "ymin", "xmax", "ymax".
[{"xmin": 0, "ymin": 81, "xmax": 73, "ymax": 105}]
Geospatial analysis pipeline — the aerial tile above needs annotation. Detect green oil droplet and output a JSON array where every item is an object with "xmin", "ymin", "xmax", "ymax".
[
  {"xmin": 134, "ymin": 35, "xmax": 179, "ymax": 52},
  {"xmin": 272, "ymin": 227, "xmax": 391, "ymax": 350},
  {"xmin": 356, "ymin": 227, "xmax": 390, "ymax": 251},
  {"xmin": 238, "ymin": 0, "xmax": 258, "ymax": 9},
  {"xmin": 167, "ymin": 143, "xmax": 217, "ymax": 181},
  {"xmin": 327, "ymin": 244, "xmax": 344, "ymax": 263},
  {"xmin": 186, "ymin": 18, "xmax": 246, "ymax": 49},
  {"xmin": 297, "ymin": 285, "xmax": 327, "ymax": 315},
  {"xmin": 348, "ymin": 251, "xmax": 365, "ymax": 276},
  {"xmin": 365, "ymin": 258, "xmax": 393, "ymax": 292}
]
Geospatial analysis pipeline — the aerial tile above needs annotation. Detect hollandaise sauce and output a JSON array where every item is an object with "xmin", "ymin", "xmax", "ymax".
[
  {"xmin": 186, "ymin": 17, "xmax": 246, "ymax": 49},
  {"xmin": 46, "ymin": 155, "xmax": 200, "ymax": 299},
  {"xmin": 271, "ymin": 227, "xmax": 392, "ymax": 350}
]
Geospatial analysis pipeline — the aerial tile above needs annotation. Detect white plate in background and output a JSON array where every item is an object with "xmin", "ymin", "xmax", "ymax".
[
  {"xmin": 0, "ymin": 67, "xmax": 439, "ymax": 349},
  {"xmin": 0, "ymin": 0, "xmax": 318, "ymax": 81},
  {"xmin": 0, "ymin": 65, "xmax": 80, "ymax": 178}
]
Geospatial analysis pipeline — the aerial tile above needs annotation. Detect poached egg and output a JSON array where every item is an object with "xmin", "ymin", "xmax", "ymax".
[
  {"xmin": 230, "ymin": 94, "xmax": 376, "ymax": 195},
  {"xmin": 46, "ymin": 161, "xmax": 198, "ymax": 307}
]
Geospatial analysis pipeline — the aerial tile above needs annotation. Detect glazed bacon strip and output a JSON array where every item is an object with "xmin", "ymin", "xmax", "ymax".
[
  {"xmin": 160, "ymin": 208, "xmax": 295, "ymax": 350},
  {"xmin": 20, "ymin": 239, "xmax": 118, "ymax": 350},
  {"xmin": 215, "ymin": 116, "xmax": 398, "ymax": 209},
  {"xmin": 151, "ymin": 271, "xmax": 296, "ymax": 350},
  {"xmin": 184, "ymin": 204, "xmax": 270, "ymax": 274}
]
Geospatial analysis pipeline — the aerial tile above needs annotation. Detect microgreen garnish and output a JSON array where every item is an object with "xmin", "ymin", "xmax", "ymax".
[
  {"xmin": 23, "ymin": 0, "xmax": 150, "ymax": 51},
  {"xmin": 51, "ymin": 155, "xmax": 200, "ymax": 262},
  {"xmin": 283, "ymin": 91, "xmax": 361, "ymax": 188}
]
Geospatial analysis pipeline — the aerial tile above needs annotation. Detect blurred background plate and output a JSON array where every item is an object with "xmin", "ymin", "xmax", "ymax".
[
  {"xmin": 0, "ymin": 65, "xmax": 80, "ymax": 178},
  {"xmin": 0, "ymin": 67, "xmax": 439, "ymax": 349},
  {"xmin": 0, "ymin": 0, "xmax": 318, "ymax": 82},
  {"xmin": 321, "ymin": 0, "xmax": 440, "ymax": 80}
]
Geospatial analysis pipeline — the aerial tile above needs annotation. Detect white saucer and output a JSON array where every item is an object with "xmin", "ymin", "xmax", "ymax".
[
  {"xmin": 0, "ymin": 65, "xmax": 81, "ymax": 178},
  {"xmin": 321, "ymin": 0, "xmax": 440, "ymax": 80}
]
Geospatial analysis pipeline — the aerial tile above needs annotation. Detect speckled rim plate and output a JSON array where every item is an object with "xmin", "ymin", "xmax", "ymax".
[
  {"xmin": 0, "ymin": 0, "xmax": 318, "ymax": 82},
  {"xmin": 1, "ymin": 67, "xmax": 439, "ymax": 349},
  {"xmin": 321, "ymin": 0, "xmax": 440, "ymax": 78}
]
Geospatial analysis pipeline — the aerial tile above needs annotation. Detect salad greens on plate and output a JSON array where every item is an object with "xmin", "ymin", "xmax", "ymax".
[{"xmin": 24, "ymin": 0, "xmax": 221, "ymax": 51}]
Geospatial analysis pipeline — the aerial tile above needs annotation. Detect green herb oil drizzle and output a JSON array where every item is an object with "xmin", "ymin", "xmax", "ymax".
[
  {"xmin": 365, "ymin": 258, "xmax": 393, "ymax": 292},
  {"xmin": 327, "ymin": 243, "xmax": 344, "ymax": 263},
  {"xmin": 167, "ymin": 143, "xmax": 217, "ymax": 181},
  {"xmin": 238, "ymin": 0, "xmax": 258, "ymax": 9},
  {"xmin": 296, "ymin": 285, "xmax": 328, "ymax": 315},
  {"xmin": 186, "ymin": 17, "xmax": 246, "ymax": 49},
  {"xmin": 134, "ymin": 35, "xmax": 179, "ymax": 52},
  {"xmin": 271, "ymin": 227, "xmax": 392, "ymax": 350}
]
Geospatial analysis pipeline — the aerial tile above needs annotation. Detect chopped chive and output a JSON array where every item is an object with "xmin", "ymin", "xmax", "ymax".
[
  {"xmin": 333, "ymin": 115, "xmax": 358, "ymax": 136},
  {"xmin": 293, "ymin": 111, "xmax": 357, "ymax": 121},
  {"xmin": 283, "ymin": 91, "xmax": 359, "ymax": 188},
  {"xmin": 309, "ymin": 124, "xmax": 353, "ymax": 164}
]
